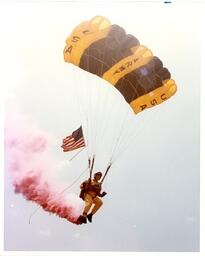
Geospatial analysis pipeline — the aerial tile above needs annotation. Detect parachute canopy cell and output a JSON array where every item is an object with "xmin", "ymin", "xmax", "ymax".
[{"xmin": 64, "ymin": 16, "xmax": 177, "ymax": 114}]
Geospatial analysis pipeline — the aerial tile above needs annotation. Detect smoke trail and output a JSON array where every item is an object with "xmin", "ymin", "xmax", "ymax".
[{"xmin": 5, "ymin": 110, "xmax": 83, "ymax": 225}]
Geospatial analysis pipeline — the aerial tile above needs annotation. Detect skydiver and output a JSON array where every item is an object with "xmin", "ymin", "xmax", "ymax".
[{"xmin": 77, "ymin": 171, "xmax": 107, "ymax": 224}]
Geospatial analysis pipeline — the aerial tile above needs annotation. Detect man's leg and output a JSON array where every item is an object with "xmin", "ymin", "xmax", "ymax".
[
  {"xmin": 83, "ymin": 193, "xmax": 93, "ymax": 217},
  {"xmin": 92, "ymin": 196, "xmax": 103, "ymax": 215},
  {"xmin": 87, "ymin": 196, "xmax": 103, "ymax": 223}
]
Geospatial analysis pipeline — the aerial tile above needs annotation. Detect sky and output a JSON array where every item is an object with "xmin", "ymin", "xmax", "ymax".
[{"xmin": 0, "ymin": 0, "xmax": 204, "ymax": 254}]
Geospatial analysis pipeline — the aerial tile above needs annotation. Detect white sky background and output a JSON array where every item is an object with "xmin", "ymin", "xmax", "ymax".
[{"xmin": 0, "ymin": 0, "xmax": 204, "ymax": 254}]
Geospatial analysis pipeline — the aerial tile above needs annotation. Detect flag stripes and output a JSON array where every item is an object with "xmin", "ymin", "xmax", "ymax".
[{"xmin": 61, "ymin": 126, "xmax": 85, "ymax": 152}]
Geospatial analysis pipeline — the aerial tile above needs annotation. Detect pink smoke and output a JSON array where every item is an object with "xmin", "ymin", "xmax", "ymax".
[{"xmin": 5, "ymin": 111, "xmax": 83, "ymax": 225}]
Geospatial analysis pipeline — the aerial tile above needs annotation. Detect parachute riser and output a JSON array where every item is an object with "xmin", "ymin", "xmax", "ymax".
[
  {"xmin": 101, "ymin": 163, "xmax": 112, "ymax": 184},
  {"xmin": 89, "ymin": 155, "xmax": 95, "ymax": 180}
]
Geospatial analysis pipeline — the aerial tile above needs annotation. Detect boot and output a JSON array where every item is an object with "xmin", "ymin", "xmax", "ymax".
[
  {"xmin": 77, "ymin": 215, "xmax": 87, "ymax": 224},
  {"xmin": 87, "ymin": 213, "xmax": 93, "ymax": 223}
]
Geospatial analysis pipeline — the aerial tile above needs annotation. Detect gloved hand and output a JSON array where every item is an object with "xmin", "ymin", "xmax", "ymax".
[{"xmin": 100, "ymin": 191, "xmax": 107, "ymax": 197}]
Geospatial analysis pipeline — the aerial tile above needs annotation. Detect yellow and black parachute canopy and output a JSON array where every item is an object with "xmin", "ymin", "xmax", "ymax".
[{"xmin": 64, "ymin": 16, "xmax": 177, "ymax": 114}]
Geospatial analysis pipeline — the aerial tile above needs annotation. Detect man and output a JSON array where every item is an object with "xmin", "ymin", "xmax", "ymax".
[{"xmin": 77, "ymin": 171, "xmax": 107, "ymax": 224}]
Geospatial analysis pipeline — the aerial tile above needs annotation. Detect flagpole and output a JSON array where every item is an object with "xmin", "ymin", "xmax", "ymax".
[{"xmin": 69, "ymin": 147, "xmax": 85, "ymax": 162}]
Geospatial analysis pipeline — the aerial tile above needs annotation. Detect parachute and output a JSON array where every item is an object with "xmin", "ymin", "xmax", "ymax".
[
  {"xmin": 62, "ymin": 15, "xmax": 178, "ymax": 185},
  {"xmin": 64, "ymin": 16, "xmax": 177, "ymax": 114}
]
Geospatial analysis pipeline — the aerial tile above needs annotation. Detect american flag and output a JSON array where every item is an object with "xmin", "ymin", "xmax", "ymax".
[{"xmin": 61, "ymin": 126, "xmax": 85, "ymax": 152}]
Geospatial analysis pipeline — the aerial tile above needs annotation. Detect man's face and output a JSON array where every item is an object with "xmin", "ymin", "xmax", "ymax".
[{"xmin": 95, "ymin": 174, "xmax": 101, "ymax": 180}]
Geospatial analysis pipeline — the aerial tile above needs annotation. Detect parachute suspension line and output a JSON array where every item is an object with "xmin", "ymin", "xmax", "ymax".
[
  {"xmin": 94, "ymin": 53, "xmax": 107, "ymax": 155},
  {"xmin": 91, "ymin": 79, "xmax": 102, "ymax": 156},
  {"xmin": 110, "ymin": 86, "xmax": 145, "ymax": 164},
  {"xmin": 112, "ymin": 123, "xmax": 140, "ymax": 163},
  {"xmin": 93, "ymin": 42, "xmax": 111, "ymax": 155},
  {"xmin": 112, "ymin": 107, "xmax": 161, "ymax": 164},
  {"xmin": 112, "ymin": 127, "xmax": 144, "ymax": 163},
  {"xmin": 91, "ymin": 81, "xmax": 100, "ymax": 157},
  {"xmin": 28, "ymin": 166, "xmax": 89, "ymax": 224},
  {"xmin": 72, "ymin": 69, "xmax": 88, "ymax": 156},
  {"xmin": 85, "ymin": 48, "xmax": 98, "ymax": 158},
  {"xmin": 111, "ymin": 73, "xmax": 158, "ymax": 164},
  {"xmin": 109, "ymin": 107, "xmax": 130, "ymax": 162},
  {"xmin": 93, "ymin": 80, "xmax": 112, "ymax": 158},
  {"xmin": 86, "ymin": 44, "xmax": 113, "ymax": 159},
  {"xmin": 86, "ymin": 50, "xmax": 110, "ymax": 159},
  {"xmin": 89, "ymin": 80, "xmax": 107, "ymax": 158},
  {"xmin": 96, "ymin": 45, "xmax": 135, "ymax": 162},
  {"xmin": 74, "ymin": 70, "xmax": 90, "ymax": 161},
  {"xmin": 85, "ymin": 70, "xmax": 95, "ymax": 159},
  {"xmin": 100, "ymin": 65, "xmax": 141, "ymax": 165},
  {"xmin": 111, "ymin": 115, "xmax": 136, "ymax": 163},
  {"xmin": 73, "ymin": 69, "xmax": 84, "ymax": 125},
  {"xmin": 109, "ymin": 68, "xmax": 146, "ymax": 163},
  {"xmin": 93, "ymin": 82, "xmax": 128, "ymax": 165},
  {"xmin": 56, "ymin": 167, "xmax": 89, "ymax": 196},
  {"xmin": 83, "ymin": 116, "xmax": 90, "ymax": 163}
]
